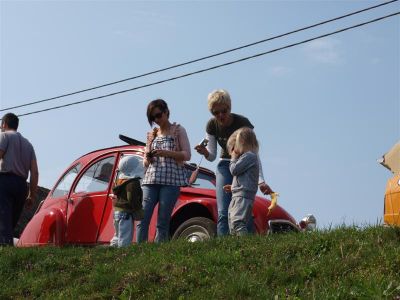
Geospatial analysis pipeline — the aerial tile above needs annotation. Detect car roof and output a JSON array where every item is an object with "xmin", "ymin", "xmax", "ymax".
[
  {"xmin": 82, "ymin": 144, "xmax": 144, "ymax": 157},
  {"xmin": 74, "ymin": 144, "xmax": 143, "ymax": 162},
  {"xmin": 73, "ymin": 143, "xmax": 215, "ymax": 178}
]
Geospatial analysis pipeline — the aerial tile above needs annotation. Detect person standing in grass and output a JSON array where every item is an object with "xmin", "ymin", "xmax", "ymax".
[
  {"xmin": 110, "ymin": 155, "xmax": 144, "ymax": 247},
  {"xmin": 223, "ymin": 127, "xmax": 260, "ymax": 236},
  {"xmin": 137, "ymin": 99, "xmax": 191, "ymax": 243},
  {"xmin": 195, "ymin": 89, "xmax": 273, "ymax": 236},
  {"xmin": 0, "ymin": 113, "xmax": 39, "ymax": 246}
]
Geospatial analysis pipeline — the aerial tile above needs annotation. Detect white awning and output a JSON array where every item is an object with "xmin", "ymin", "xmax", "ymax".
[{"xmin": 379, "ymin": 141, "xmax": 400, "ymax": 175}]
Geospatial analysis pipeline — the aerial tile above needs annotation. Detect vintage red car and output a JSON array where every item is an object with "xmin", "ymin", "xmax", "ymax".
[{"xmin": 17, "ymin": 135, "xmax": 313, "ymax": 247}]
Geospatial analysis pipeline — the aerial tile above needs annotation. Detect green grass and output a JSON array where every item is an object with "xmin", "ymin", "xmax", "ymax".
[{"xmin": 1, "ymin": 226, "xmax": 400, "ymax": 299}]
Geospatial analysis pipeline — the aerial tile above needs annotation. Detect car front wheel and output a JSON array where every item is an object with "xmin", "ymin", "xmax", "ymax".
[{"xmin": 172, "ymin": 217, "xmax": 216, "ymax": 242}]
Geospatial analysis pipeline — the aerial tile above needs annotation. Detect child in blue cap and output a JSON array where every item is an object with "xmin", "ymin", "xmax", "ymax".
[{"xmin": 110, "ymin": 155, "xmax": 144, "ymax": 247}]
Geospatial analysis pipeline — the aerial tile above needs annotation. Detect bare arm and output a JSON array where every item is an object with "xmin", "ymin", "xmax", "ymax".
[
  {"xmin": 143, "ymin": 153, "xmax": 151, "ymax": 168},
  {"xmin": 256, "ymin": 150, "xmax": 273, "ymax": 195},
  {"xmin": 27, "ymin": 159, "xmax": 39, "ymax": 207},
  {"xmin": 252, "ymin": 128, "xmax": 273, "ymax": 194},
  {"xmin": 0, "ymin": 149, "xmax": 4, "ymax": 159},
  {"xmin": 143, "ymin": 132, "xmax": 153, "ymax": 168},
  {"xmin": 176, "ymin": 125, "xmax": 191, "ymax": 161}
]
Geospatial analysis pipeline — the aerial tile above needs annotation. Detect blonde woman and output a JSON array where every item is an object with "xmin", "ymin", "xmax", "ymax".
[
  {"xmin": 195, "ymin": 89, "xmax": 273, "ymax": 236},
  {"xmin": 223, "ymin": 127, "xmax": 259, "ymax": 236}
]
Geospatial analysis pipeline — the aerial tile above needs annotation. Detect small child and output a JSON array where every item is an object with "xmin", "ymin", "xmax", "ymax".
[
  {"xmin": 110, "ymin": 156, "xmax": 144, "ymax": 247},
  {"xmin": 223, "ymin": 127, "xmax": 259, "ymax": 236}
]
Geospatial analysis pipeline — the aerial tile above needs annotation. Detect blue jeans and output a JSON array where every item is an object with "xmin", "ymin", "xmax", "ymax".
[
  {"xmin": 136, "ymin": 184, "xmax": 180, "ymax": 243},
  {"xmin": 216, "ymin": 160, "xmax": 233, "ymax": 236},
  {"xmin": 216, "ymin": 160, "xmax": 254, "ymax": 236},
  {"xmin": 110, "ymin": 211, "xmax": 133, "ymax": 247},
  {"xmin": 0, "ymin": 173, "xmax": 27, "ymax": 245}
]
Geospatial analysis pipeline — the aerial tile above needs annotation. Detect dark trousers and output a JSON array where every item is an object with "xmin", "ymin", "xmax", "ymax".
[{"xmin": 0, "ymin": 173, "xmax": 27, "ymax": 245}]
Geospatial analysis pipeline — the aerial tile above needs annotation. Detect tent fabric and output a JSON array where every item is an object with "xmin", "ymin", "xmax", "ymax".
[{"xmin": 380, "ymin": 141, "xmax": 400, "ymax": 175}]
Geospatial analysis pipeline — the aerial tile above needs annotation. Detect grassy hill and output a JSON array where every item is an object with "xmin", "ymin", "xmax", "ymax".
[{"xmin": 1, "ymin": 226, "xmax": 400, "ymax": 299}]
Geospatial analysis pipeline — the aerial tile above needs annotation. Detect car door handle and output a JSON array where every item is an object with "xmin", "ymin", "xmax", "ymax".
[{"xmin": 67, "ymin": 194, "xmax": 88, "ymax": 204}]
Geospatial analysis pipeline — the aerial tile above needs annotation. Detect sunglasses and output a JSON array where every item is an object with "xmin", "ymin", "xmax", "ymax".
[
  {"xmin": 151, "ymin": 111, "xmax": 164, "ymax": 121},
  {"xmin": 212, "ymin": 108, "xmax": 228, "ymax": 116}
]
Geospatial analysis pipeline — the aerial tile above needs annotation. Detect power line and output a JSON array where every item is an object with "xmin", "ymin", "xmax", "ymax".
[
  {"xmin": 2, "ymin": 0, "xmax": 398, "ymax": 112},
  {"xmin": 17, "ymin": 11, "xmax": 399, "ymax": 118}
]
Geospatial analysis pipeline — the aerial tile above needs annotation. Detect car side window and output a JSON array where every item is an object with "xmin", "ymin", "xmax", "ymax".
[
  {"xmin": 186, "ymin": 167, "xmax": 216, "ymax": 189},
  {"xmin": 51, "ymin": 164, "xmax": 81, "ymax": 198},
  {"xmin": 74, "ymin": 156, "xmax": 116, "ymax": 193},
  {"xmin": 194, "ymin": 173, "xmax": 216, "ymax": 189}
]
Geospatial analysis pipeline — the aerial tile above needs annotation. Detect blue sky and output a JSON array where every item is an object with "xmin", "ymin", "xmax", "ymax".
[{"xmin": 1, "ymin": 0, "xmax": 399, "ymax": 228}]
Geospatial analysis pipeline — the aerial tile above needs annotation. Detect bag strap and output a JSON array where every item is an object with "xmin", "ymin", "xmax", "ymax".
[
  {"xmin": 171, "ymin": 122, "xmax": 181, "ymax": 151},
  {"xmin": 147, "ymin": 124, "xmax": 182, "ymax": 151}
]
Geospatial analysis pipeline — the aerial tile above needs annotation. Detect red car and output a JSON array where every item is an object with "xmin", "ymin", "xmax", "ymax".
[{"xmin": 17, "ymin": 136, "xmax": 312, "ymax": 247}]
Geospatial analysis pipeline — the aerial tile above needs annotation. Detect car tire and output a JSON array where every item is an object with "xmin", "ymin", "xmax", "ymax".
[{"xmin": 172, "ymin": 217, "xmax": 216, "ymax": 242}]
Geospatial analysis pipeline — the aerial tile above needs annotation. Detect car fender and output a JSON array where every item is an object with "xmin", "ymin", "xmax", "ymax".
[
  {"xmin": 170, "ymin": 198, "xmax": 217, "ymax": 236},
  {"xmin": 253, "ymin": 196, "xmax": 299, "ymax": 234},
  {"xmin": 174, "ymin": 197, "xmax": 217, "ymax": 219},
  {"xmin": 17, "ymin": 208, "xmax": 66, "ymax": 247}
]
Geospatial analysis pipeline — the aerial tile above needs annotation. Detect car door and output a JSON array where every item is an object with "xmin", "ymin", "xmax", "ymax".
[
  {"xmin": 97, "ymin": 152, "xmax": 145, "ymax": 243},
  {"xmin": 66, "ymin": 155, "xmax": 116, "ymax": 244}
]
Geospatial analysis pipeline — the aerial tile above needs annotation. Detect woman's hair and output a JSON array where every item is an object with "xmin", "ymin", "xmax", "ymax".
[
  {"xmin": 207, "ymin": 89, "xmax": 231, "ymax": 112},
  {"xmin": 228, "ymin": 127, "xmax": 259, "ymax": 156},
  {"xmin": 146, "ymin": 99, "xmax": 170, "ymax": 125}
]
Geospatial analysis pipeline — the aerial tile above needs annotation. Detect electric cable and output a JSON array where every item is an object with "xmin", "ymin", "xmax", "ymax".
[
  {"xmin": 2, "ymin": 0, "xmax": 398, "ymax": 112},
  {"xmin": 17, "ymin": 11, "xmax": 399, "ymax": 118}
]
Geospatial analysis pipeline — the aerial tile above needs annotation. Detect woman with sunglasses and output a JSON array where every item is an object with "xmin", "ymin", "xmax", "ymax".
[
  {"xmin": 194, "ymin": 89, "xmax": 273, "ymax": 236},
  {"xmin": 137, "ymin": 99, "xmax": 191, "ymax": 243}
]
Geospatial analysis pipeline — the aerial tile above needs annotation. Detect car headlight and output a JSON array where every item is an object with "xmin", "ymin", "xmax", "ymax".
[{"xmin": 299, "ymin": 214, "xmax": 317, "ymax": 231}]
